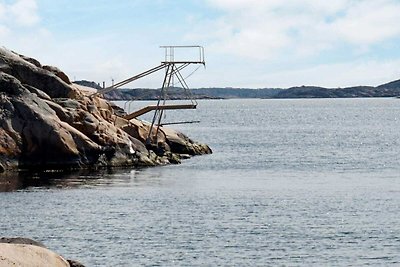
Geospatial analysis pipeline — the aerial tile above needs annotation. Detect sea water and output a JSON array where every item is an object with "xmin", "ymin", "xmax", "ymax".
[{"xmin": 1, "ymin": 98, "xmax": 399, "ymax": 266}]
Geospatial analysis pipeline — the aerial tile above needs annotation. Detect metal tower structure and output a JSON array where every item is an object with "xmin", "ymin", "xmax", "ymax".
[
  {"xmin": 91, "ymin": 45, "xmax": 205, "ymax": 145},
  {"xmin": 146, "ymin": 46, "xmax": 205, "ymax": 145}
]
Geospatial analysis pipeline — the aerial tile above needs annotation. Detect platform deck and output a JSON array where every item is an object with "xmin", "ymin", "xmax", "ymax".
[{"xmin": 123, "ymin": 104, "xmax": 197, "ymax": 120}]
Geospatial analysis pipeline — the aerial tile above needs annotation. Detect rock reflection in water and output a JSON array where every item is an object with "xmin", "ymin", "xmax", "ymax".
[
  {"xmin": 0, "ymin": 167, "xmax": 171, "ymax": 192},
  {"xmin": 0, "ymin": 170, "xmax": 115, "ymax": 192}
]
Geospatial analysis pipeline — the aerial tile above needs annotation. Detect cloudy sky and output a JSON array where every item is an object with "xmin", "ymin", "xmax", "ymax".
[{"xmin": 1, "ymin": 0, "xmax": 400, "ymax": 88}]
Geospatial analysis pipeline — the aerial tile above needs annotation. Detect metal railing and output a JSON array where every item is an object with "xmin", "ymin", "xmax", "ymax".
[{"xmin": 160, "ymin": 45, "xmax": 205, "ymax": 65}]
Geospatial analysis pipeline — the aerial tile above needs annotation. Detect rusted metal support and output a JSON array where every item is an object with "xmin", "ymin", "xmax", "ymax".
[
  {"xmin": 90, "ymin": 63, "xmax": 168, "ymax": 97},
  {"xmin": 124, "ymin": 104, "xmax": 197, "ymax": 120}
]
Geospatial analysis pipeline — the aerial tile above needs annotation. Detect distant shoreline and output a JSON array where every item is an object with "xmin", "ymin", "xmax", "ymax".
[{"xmin": 74, "ymin": 78, "xmax": 400, "ymax": 100}]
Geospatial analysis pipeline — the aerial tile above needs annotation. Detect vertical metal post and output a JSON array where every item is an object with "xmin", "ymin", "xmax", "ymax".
[
  {"xmin": 147, "ymin": 63, "xmax": 172, "ymax": 145},
  {"xmin": 155, "ymin": 63, "xmax": 175, "ymax": 137}
]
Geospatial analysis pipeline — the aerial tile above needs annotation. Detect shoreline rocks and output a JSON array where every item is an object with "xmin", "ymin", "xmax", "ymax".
[
  {"xmin": 0, "ymin": 47, "xmax": 211, "ymax": 173},
  {"xmin": 0, "ymin": 237, "xmax": 84, "ymax": 267}
]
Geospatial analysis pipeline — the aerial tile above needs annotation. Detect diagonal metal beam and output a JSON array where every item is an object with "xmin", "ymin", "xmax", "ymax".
[{"xmin": 90, "ymin": 63, "xmax": 168, "ymax": 97}]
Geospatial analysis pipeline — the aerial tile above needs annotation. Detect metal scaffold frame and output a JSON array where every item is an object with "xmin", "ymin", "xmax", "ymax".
[{"xmin": 90, "ymin": 45, "xmax": 205, "ymax": 145}]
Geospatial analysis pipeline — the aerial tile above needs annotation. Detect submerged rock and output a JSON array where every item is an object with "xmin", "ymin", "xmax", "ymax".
[{"xmin": 0, "ymin": 47, "xmax": 211, "ymax": 172}]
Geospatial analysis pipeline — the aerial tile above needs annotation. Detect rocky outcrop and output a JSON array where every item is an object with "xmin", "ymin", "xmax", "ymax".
[
  {"xmin": 0, "ymin": 237, "xmax": 84, "ymax": 267},
  {"xmin": 0, "ymin": 48, "xmax": 211, "ymax": 172}
]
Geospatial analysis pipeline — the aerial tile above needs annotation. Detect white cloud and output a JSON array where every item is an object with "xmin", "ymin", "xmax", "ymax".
[
  {"xmin": 0, "ymin": 0, "xmax": 48, "ymax": 60},
  {"xmin": 0, "ymin": 3, "xmax": 7, "ymax": 38},
  {"xmin": 196, "ymin": 0, "xmax": 400, "ymax": 60},
  {"xmin": 9, "ymin": 0, "xmax": 39, "ymax": 26},
  {"xmin": 196, "ymin": 54, "xmax": 400, "ymax": 88},
  {"xmin": 256, "ymin": 60, "xmax": 400, "ymax": 88},
  {"xmin": 0, "ymin": 3, "xmax": 5, "ymax": 19},
  {"xmin": 0, "ymin": 3, "xmax": 7, "ymax": 37},
  {"xmin": 2, "ymin": 0, "xmax": 399, "ymax": 89},
  {"xmin": 332, "ymin": 0, "xmax": 400, "ymax": 44},
  {"xmin": 0, "ymin": 0, "xmax": 39, "ymax": 28},
  {"xmin": 212, "ymin": 57, "xmax": 400, "ymax": 89}
]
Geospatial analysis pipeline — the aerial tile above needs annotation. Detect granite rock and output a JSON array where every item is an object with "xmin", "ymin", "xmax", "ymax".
[
  {"xmin": 0, "ymin": 47, "xmax": 211, "ymax": 172},
  {"xmin": 0, "ymin": 237, "xmax": 85, "ymax": 267}
]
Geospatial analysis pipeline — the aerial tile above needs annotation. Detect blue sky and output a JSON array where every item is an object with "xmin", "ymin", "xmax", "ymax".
[{"xmin": 1, "ymin": 0, "xmax": 400, "ymax": 88}]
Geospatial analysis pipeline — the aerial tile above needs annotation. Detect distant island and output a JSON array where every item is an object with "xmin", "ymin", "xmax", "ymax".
[{"xmin": 74, "ymin": 79, "xmax": 400, "ymax": 100}]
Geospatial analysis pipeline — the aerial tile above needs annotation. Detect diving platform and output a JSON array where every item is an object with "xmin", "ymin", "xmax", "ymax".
[
  {"xmin": 92, "ymin": 45, "xmax": 204, "ymax": 144},
  {"xmin": 123, "ymin": 104, "xmax": 197, "ymax": 120}
]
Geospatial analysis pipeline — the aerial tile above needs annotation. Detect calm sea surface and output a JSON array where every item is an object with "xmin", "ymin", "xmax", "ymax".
[{"xmin": 1, "ymin": 98, "xmax": 400, "ymax": 266}]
